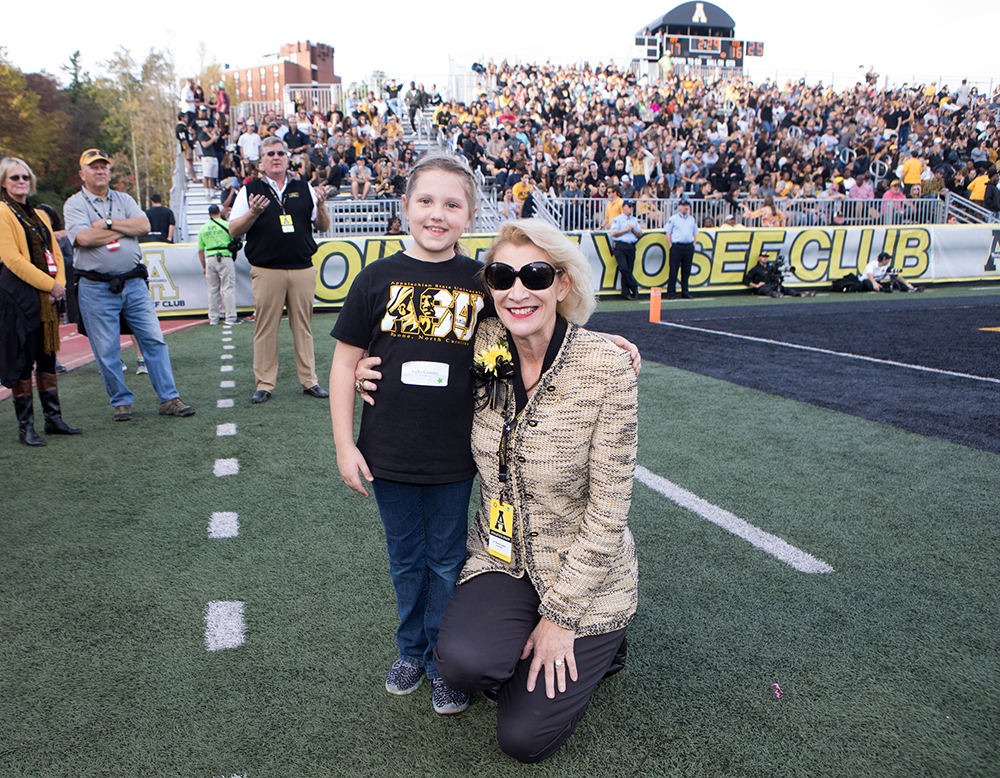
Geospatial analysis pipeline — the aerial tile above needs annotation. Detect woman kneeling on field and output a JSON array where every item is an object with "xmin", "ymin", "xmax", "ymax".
[{"xmin": 434, "ymin": 219, "xmax": 638, "ymax": 763}]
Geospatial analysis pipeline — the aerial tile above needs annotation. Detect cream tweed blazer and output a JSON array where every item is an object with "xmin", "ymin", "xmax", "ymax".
[{"xmin": 459, "ymin": 317, "xmax": 638, "ymax": 636}]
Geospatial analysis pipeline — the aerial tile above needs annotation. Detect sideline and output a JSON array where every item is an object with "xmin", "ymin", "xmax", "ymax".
[
  {"xmin": 654, "ymin": 320, "xmax": 1000, "ymax": 385},
  {"xmin": 635, "ymin": 465, "xmax": 835, "ymax": 574}
]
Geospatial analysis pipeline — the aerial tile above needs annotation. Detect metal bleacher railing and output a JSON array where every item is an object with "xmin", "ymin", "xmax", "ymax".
[{"xmin": 488, "ymin": 193, "xmax": 953, "ymax": 234}]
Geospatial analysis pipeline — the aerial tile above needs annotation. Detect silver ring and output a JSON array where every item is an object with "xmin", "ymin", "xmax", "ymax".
[{"xmin": 554, "ymin": 659, "xmax": 565, "ymax": 667}]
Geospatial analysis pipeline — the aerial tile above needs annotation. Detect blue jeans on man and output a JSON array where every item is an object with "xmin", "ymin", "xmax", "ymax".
[
  {"xmin": 370, "ymin": 477, "xmax": 474, "ymax": 680},
  {"xmin": 78, "ymin": 276, "xmax": 181, "ymax": 407}
]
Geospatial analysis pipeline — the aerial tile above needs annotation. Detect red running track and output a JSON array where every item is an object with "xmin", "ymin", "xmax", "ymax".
[{"xmin": 0, "ymin": 319, "xmax": 204, "ymax": 402}]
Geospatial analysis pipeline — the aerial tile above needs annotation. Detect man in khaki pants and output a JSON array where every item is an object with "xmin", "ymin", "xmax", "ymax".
[{"xmin": 228, "ymin": 136, "xmax": 331, "ymax": 404}]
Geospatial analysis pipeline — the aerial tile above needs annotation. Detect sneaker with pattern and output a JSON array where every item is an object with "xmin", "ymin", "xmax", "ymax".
[
  {"xmin": 385, "ymin": 660, "xmax": 424, "ymax": 695},
  {"xmin": 431, "ymin": 679, "xmax": 470, "ymax": 714}
]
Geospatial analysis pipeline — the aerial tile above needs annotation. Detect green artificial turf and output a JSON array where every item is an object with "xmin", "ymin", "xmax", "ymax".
[{"xmin": 1, "ymin": 313, "xmax": 997, "ymax": 777}]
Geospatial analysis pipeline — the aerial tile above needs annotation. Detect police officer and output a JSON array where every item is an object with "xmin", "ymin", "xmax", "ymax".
[
  {"xmin": 608, "ymin": 200, "xmax": 643, "ymax": 300},
  {"xmin": 665, "ymin": 197, "xmax": 698, "ymax": 299}
]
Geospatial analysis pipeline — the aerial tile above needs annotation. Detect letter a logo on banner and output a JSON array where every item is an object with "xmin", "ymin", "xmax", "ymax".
[
  {"xmin": 985, "ymin": 230, "xmax": 1000, "ymax": 273},
  {"xmin": 692, "ymin": 2, "xmax": 709, "ymax": 23}
]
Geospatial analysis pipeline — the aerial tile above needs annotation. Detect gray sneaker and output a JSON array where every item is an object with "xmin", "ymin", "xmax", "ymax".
[
  {"xmin": 431, "ymin": 679, "xmax": 470, "ymax": 714},
  {"xmin": 158, "ymin": 397, "xmax": 195, "ymax": 417},
  {"xmin": 136, "ymin": 358, "xmax": 148, "ymax": 375},
  {"xmin": 385, "ymin": 660, "xmax": 424, "ymax": 696}
]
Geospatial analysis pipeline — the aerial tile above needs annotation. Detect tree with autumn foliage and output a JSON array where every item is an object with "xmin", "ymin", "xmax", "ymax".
[{"xmin": 1, "ymin": 47, "xmax": 179, "ymax": 213}]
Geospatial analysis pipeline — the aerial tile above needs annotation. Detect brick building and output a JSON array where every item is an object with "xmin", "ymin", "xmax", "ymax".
[{"xmin": 226, "ymin": 40, "xmax": 341, "ymax": 104}]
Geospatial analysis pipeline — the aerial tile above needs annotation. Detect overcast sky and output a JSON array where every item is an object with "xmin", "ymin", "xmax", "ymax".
[{"xmin": 4, "ymin": 0, "xmax": 997, "ymax": 94}]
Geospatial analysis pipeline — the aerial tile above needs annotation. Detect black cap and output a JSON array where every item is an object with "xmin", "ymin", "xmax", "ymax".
[{"xmin": 877, "ymin": 251, "xmax": 892, "ymax": 261}]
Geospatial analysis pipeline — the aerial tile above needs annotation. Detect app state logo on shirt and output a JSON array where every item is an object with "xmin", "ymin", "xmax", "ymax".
[{"xmin": 381, "ymin": 283, "xmax": 485, "ymax": 343}]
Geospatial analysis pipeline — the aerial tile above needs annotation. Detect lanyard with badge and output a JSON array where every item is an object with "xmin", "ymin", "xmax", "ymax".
[
  {"xmin": 265, "ymin": 185, "xmax": 297, "ymax": 234},
  {"xmin": 6, "ymin": 202, "xmax": 58, "ymax": 274},
  {"xmin": 488, "ymin": 395, "xmax": 519, "ymax": 563},
  {"xmin": 85, "ymin": 192, "xmax": 121, "ymax": 251}
]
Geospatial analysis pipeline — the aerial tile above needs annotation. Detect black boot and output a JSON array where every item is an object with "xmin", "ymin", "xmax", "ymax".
[
  {"xmin": 12, "ymin": 379, "xmax": 46, "ymax": 447},
  {"xmin": 36, "ymin": 373, "xmax": 82, "ymax": 435}
]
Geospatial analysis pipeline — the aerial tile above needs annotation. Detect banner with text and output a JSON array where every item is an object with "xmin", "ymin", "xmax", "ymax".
[{"xmin": 141, "ymin": 225, "xmax": 1000, "ymax": 315}]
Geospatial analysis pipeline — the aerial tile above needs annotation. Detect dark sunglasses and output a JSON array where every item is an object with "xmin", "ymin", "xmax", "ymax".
[
  {"xmin": 263, "ymin": 150, "xmax": 287, "ymax": 157},
  {"xmin": 7, "ymin": 174, "xmax": 30, "ymax": 182},
  {"xmin": 82, "ymin": 150, "xmax": 110, "ymax": 160},
  {"xmin": 484, "ymin": 261, "xmax": 560, "ymax": 291}
]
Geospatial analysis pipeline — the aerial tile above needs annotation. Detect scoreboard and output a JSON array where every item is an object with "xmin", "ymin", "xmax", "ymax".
[{"xmin": 637, "ymin": 35, "xmax": 765, "ymax": 68}]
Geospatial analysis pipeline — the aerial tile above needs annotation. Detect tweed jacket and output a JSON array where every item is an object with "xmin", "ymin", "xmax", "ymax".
[{"xmin": 459, "ymin": 317, "xmax": 638, "ymax": 636}]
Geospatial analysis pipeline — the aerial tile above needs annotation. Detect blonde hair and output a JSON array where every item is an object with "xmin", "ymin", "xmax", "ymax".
[
  {"xmin": 483, "ymin": 219, "xmax": 596, "ymax": 325},
  {"xmin": 0, "ymin": 157, "xmax": 37, "ymax": 197},
  {"xmin": 404, "ymin": 151, "xmax": 478, "ymax": 255},
  {"xmin": 405, "ymin": 151, "xmax": 478, "ymax": 215}
]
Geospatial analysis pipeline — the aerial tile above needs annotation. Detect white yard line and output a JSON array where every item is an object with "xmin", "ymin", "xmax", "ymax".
[
  {"xmin": 209, "ymin": 512, "xmax": 240, "ymax": 539},
  {"xmin": 204, "ymin": 601, "xmax": 245, "ymax": 651},
  {"xmin": 214, "ymin": 458, "xmax": 239, "ymax": 477},
  {"xmin": 635, "ymin": 465, "xmax": 835, "ymax": 574}
]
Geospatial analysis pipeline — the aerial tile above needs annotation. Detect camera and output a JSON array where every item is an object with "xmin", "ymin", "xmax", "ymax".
[
  {"xmin": 765, "ymin": 256, "xmax": 785, "ymax": 274},
  {"xmin": 766, "ymin": 255, "xmax": 797, "ymax": 276}
]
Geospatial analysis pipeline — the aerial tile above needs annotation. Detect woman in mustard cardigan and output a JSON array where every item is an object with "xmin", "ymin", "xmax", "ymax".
[
  {"xmin": 0, "ymin": 157, "xmax": 81, "ymax": 445},
  {"xmin": 435, "ymin": 219, "xmax": 638, "ymax": 763}
]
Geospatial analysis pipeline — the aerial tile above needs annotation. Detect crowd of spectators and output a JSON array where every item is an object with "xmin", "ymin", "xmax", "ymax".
[
  {"xmin": 175, "ymin": 62, "xmax": 1000, "ymax": 231},
  {"xmin": 176, "ymin": 77, "xmax": 420, "ymax": 221},
  {"xmin": 433, "ymin": 61, "xmax": 998, "ymax": 227}
]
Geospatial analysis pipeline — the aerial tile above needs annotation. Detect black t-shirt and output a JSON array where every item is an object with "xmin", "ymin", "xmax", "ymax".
[
  {"xmin": 285, "ymin": 129, "xmax": 309, "ymax": 151},
  {"xmin": 175, "ymin": 122, "xmax": 193, "ymax": 150},
  {"xmin": 331, "ymin": 251, "xmax": 496, "ymax": 483},
  {"xmin": 146, "ymin": 205, "xmax": 175, "ymax": 238}
]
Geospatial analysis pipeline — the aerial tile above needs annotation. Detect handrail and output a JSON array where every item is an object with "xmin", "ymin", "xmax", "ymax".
[
  {"xmin": 945, "ymin": 191, "xmax": 996, "ymax": 224},
  {"xmin": 527, "ymin": 190, "xmax": 561, "ymax": 229}
]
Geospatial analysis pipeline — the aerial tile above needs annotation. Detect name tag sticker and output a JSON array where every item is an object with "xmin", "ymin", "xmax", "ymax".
[
  {"xmin": 279, "ymin": 214, "xmax": 295, "ymax": 233},
  {"xmin": 488, "ymin": 499, "xmax": 514, "ymax": 562},
  {"xmin": 106, "ymin": 241, "xmax": 120, "ymax": 251},
  {"xmin": 45, "ymin": 250, "xmax": 58, "ymax": 273},
  {"xmin": 400, "ymin": 361, "xmax": 449, "ymax": 387}
]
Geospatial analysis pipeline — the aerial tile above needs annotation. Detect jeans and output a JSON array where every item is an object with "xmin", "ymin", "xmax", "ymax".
[
  {"xmin": 77, "ymin": 276, "xmax": 179, "ymax": 407},
  {"xmin": 371, "ymin": 477, "xmax": 474, "ymax": 679}
]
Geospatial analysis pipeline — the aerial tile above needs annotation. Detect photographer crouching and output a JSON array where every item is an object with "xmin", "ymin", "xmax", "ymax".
[
  {"xmin": 860, "ymin": 252, "xmax": 923, "ymax": 293},
  {"xmin": 744, "ymin": 250, "xmax": 815, "ymax": 298}
]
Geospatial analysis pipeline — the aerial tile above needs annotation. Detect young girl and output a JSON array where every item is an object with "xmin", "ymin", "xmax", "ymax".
[{"xmin": 330, "ymin": 153, "xmax": 489, "ymax": 716}]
